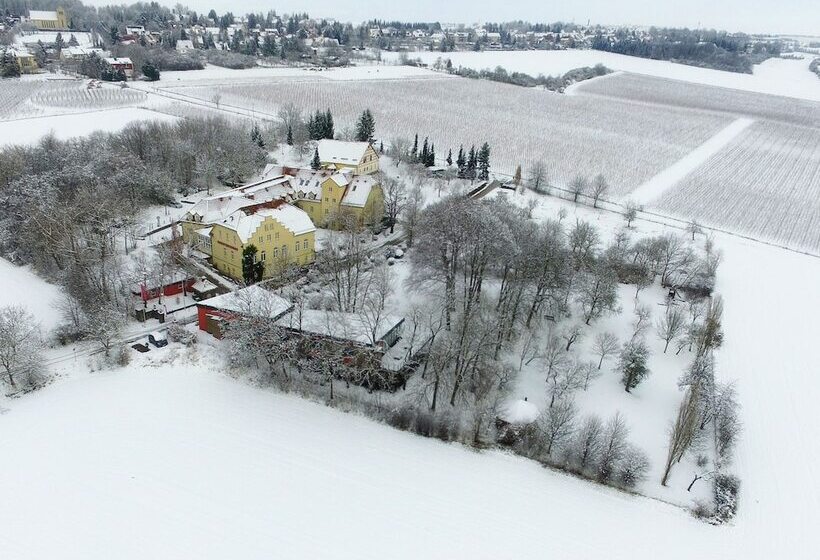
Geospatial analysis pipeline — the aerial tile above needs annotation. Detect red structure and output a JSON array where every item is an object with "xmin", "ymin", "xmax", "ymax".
[{"xmin": 135, "ymin": 273, "xmax": 195, "ymax": 302}]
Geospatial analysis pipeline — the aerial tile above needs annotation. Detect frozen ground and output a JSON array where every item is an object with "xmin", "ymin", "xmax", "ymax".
[
  {"xmin": 0, "ymin": 188, "xmax": 818, "ymax": 556},
  {"xmin": 383, "ymin": 50, "xmax": 820, "ymax": 102},
  {"xmin": 0, "ymin": 107, "xmax": 178, "ymax": 147},
  {"xmin": 0, "ymin": 257, "xmax": 62, "ymax": 332}
]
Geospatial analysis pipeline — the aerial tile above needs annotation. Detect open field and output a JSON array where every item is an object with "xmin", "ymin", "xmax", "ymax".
[
  {"xmin": 576, "ymin": 72, "xmax": 820, "ymax": 127},
  {"xmin": 654, "ymin": 120, "xmax": 820, "ymax": 254},
  {"xmin": 166, "ymin": 76, "xmax": 731, "ymax": 195},
  {"xmin": 382, "ymin": 50, "xmax": 820, "ymax": 102},
  {"xmin": 0, "ymin": 79, "xmax": 46, "ymax": 119},
  {"xmin": 0, "ymin": 257, "xmax": 63, "ymax": 331}
]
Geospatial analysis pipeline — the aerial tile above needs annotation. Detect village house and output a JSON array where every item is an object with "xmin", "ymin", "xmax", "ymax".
[
  {"xmin": 9, "ymin": 48, "xmax": 38, "ymax": 73},
  {"xmin": 287, "ymin": 167, "xmax": 384, "ymax": 229},
  {"xmin": 28, "ymin": 7, "xmax": 67, "ymax": 30},
  {"xmin": 317, "ymin": 139, "xmax": 379, "ymax": 175},
  {"xmin": 105, "ymin": 57, "xmax": 134, "ymax": 78},
  {"xmin": 196, "ymin": 285, "xmax": 293, "ymax": 338},
  {"xmin": 209, "ymin": 199, "xmax": 316, "ymax": 282}
]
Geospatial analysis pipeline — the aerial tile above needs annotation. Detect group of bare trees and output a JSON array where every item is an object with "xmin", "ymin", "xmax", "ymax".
[{"xmin": 0, "ymin": 305, "xmax": 46, "ymax": 391}]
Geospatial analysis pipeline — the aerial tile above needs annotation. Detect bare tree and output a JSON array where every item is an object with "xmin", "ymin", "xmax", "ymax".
[
  {"xmin": 580, "ymin": 360, "xmax": 601, "ymax": 390},
  {"xmin": 358, "ymin": 263, "xmax": 394, "ymax": 346},
  {"xmin": 401, "ymin": 184, "xmax": 423, "ymax": 247},
  {"xmin": 577, "ymin": 265, "xmax": 618, "ymax": 324},
  {"xmin": 569, "ymin": 175, "xmax": 588, "ymax": 203},
  {"xmin": 590, "ymin": 174, "xmax": 608, "ymax": 208},
  {"xmin": 598, "ymin": 412, "xmax": 629, "ymax": 482},
  {"xmin": 686, "ymin": 220, "xmax": 703, "ymax": 241},
  {"xmin": 619, "ymin": 339, "xmax": 650, "ymax": 393},
  {"xmin": 528, "ymin": 160, "xmax": 547, "ymax": 193},
  {"xmin": 547, "ymin": 360, "xmax": 584, "ymax": 408},
  {"xmin": 567, "ymin": 414, "xmax": 604, "ymax": 471},
  {"xmin": 661, "ymin": 386, "xmax": 701, "ymax": 486},
  {"xmin": 388, "ymin": 136, "xmax": 411, "ymax": 165},
  {"xmin": 618, "ymin": 445, "xmax": 651, "ymax": 488},
  {"xmin": 380, "ymin": 174, "xmax": 407, "ymax": 234},
  {"xmin": 561, "ymin": 323, "xmax": 583, "ymax": 351},
  {"xmin": 537, "ymin": 398, "xmax": 577, "ymax": 457},
  {"xmin": 631, "ymin": 303, "xmax": 653, "ymax": 341},
  {"xmin": 623, "ymin": 201, "xmax": 639, "ymax": 228},
  {"xmin": 593, "ymin": 332, "xmax": 619, "ymax": 369},
  {"xmin": 656, "ymin": 305, "xmax": 686, "ymax": 353},
  {"xmin": 0, "ymin": 305, "xmax": 45, "ymax": 389},
  {"xmin": 84, "ymin": 303, "xmax": 124, "ymax": 357}
]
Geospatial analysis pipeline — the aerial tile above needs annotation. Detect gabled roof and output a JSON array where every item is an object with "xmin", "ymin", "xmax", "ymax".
[
  {"xmin": 201, "ymin": 285, "xmax": 292, "ymax": 320},
  {"xmin": 317, "ymin": 140, "xmax": 372, "ymax": 166},
  {"xmin": 341, "ymin": 175, "xmax": 377, "ymax": 208},
  {"xmin": 29, "ymin": 10, "xmax": 59, "ymax": 20},
  {"xmin": 217, "ymin": 200, "xmax": 315, "ymax": 243},
  {"xmin": 277, "ymin": 308, "xmax": 404, "ymax": 346}
]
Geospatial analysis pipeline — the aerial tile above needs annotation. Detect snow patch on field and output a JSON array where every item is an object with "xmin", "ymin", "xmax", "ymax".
[
  {"xmin": 0, "ymin": 108, "xmax": 177, "ymax": 147},
  {"xmin": 630, "ymin": 118, "xmax": 755, "ymax": 205},
  {"xmin": 0, "ymin": 257, "xmax": 62, "ymax": 331},
  {"xmin": 384, "ymin": 50, "xmax": 820, "ymax": 102}
]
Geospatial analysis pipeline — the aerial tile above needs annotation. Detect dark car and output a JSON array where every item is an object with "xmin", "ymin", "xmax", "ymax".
[
  {"xmin": 148, "ymin": 331, "xmax": 168, "ymax": 348},
  {"xmin": 131, "ymin": 341, "xmax": 150, "ymax": 353}
]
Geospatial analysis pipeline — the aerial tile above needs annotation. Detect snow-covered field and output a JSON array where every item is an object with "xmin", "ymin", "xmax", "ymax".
[
  {"xmin": 383, "ymin": 50, "xmax": 820, "ymax": 101},
  {"xmin": 1, "ymin": 207, "xmax": 819, "ymax": 558},
  {"xmin": 162, "ymin": 76, "xmax": 730, "ymax": 194},
  {"xmin": 0, "ymin": 107, "xmax": 177, "ymax": 147},
  {"xmin": 0, "ymin": 257, "xmax": 63, "ymax": 331}
]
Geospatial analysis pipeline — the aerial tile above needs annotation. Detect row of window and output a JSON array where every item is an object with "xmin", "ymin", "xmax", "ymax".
[{"xmin": 259, "ymin": 240, "xmax": 309, "ymax": 261}]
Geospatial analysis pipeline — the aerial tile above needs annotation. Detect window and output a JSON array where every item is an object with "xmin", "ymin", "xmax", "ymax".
[
  {"xmin": 303, "ymin": 240, "xmax": 308, "ymax": 250},
  {"xmin": 282, "ymin": 245, "xmax": 288, "ymax": 257},
  {"xmin": 295, "ymin": 242, "xmax": 299, "ymax": 253},
  {"xmin": 261, "ymin": 251, "xmax": 266, "ymax": 261},
  {"xmin": 267, "ymin": 234, "xmax": 271, "ymax": 242},
  {"xmin": 275, "ymin": 232, "xmax": 279, "ymax": 239},
  {"xmin": 274, "ymin": 248, "xmax": 279, "ymax": 258}
]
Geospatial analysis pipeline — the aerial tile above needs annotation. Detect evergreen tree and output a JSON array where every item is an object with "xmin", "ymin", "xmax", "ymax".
[
  {"xmin": 286, "ymin": 124, "xmax": 293, "ymax": 145},
  {"xmin": 311, "ymin": 147, "xmax": 321, "ymax": 170},
  {"xmin": 250, "ymin": 123, "xmax": 265, "ymax": 148},
  {"xmin": 456, "ymin": 145, "xmax": 466, "ymax": 178},
  {"xmin": 446, "ymin": 148, "xmax": 452, "ymax": 166},
  {"xmin": 420, "ymin": 137, "xmax": 429, "ymax": 166},
  {"xmin": 466, "ymin": 145, "xmax": 477, "ymax": 180},
  {"xmin": 477, "ymin": 142, "xmax": 491, "ymax": 180},
  {"xmin": 355, "ymin": 109, "xmax": 375, "ymax": 142},
  {"xmin": 411, "ymin": 134, "xmax": 419, "ymax": 162},
  {"xmin": 68, "ymin": 34, "xmax": 79, "ymax": 47},
  {"xmin": 428, "ymin": 143, "xmax": 436, "ymax": 167},
  {"xmin": 242, "ymin": 245, "xmax": 264, "ymax": 284},
  {"xmin": 324, "ymin": 109, "xmax": 334, "ymax": 139},
  {"xmin": 620, "ymin": 340, "xmax": 650, "ymax": 392},
  {"xmin": 513, "ymin": 164, "xmax": 522, "ymax": 185},
  {"xmin": 142, "ymin": 61, "xmax": 160, "ymax": 81},
  {"xmin": 109, "ymin": 25, "xmax": 120, "ymax": 45},
  {"xmin": 379, "ymin": 141, "xmax": 384, "ymax": 153}
]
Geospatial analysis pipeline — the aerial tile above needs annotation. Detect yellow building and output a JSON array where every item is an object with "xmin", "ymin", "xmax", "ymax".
[
  {"xmin": 317, "ymin": 139, "xmax": 379, "ymax": 175},
  {"xmin": 209, "ymin": 200, "xmax": 316, "ymax": 282},
  {"xmin": 290, "ymin": 169, "xmax": 384, "ymax": 229},
  {"xmin": 29, "ymin": 8, "xmax": 68, "ymax": 30},
  {"xmin": 10, "ymin": 49, "xmax": 38, "ymax": 73}
]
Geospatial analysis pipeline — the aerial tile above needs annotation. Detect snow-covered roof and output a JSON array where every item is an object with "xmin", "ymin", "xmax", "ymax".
[
  {"xmin": 184, "ymin": 178, "xmax": 291, "ymax": 224},
  {"xmin": 501, "ymin": 399, "xmax": 540, "ymax": 425},
  {"xmin": 289, "ymin": 168, "xmax": 331, "ymax": 198},
  {"xmin": 277, "ymin": 308, "xmax": 403, "ymax": 346},
  {"xmin": 341, "ymin": 175, "xmax": 377, "ymax": 208},
  {"xmin": 217, "ymin": 201, "xmax": 315, "ymax": 243},
  {"xmin": 201, "ymin": 285, "xmax": 293, "ymax": 319},
  {"xmin": 29, "ymin": 10, "xmax": 59, "ymax": 20},
  {"xmin": 105, "ymin": 57, "xmax": 133, "ymax": 65},
  {"xmin": 195, "ymin": 226, "xmax": 212, "ymax": 238},
  {"xmin": 317, "ymin": 140, "xmax": 371, "ymax": 166}
]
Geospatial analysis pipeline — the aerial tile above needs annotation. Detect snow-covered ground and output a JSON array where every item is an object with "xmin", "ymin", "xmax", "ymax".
[
  {"xmin": 152, "ymin": 62, "xmax": 446, "ymax": 86},
  {"xmin": 383, "ymin": 50, "xmax": 820, "ymax": 101},
  {"xmin": 0, "ymin": 107, "xmax": 177, "ymax": 147},
  {"xmin": 1, "ymin": 187, "xmax": 819, "ymax": 557},
  {"xmin": 0, "ymin": 257, "xmax": 63, "ymax": 332},
  {"xmin": 629, "ymin": 117, "xmax": 755, "ymax": 205}
]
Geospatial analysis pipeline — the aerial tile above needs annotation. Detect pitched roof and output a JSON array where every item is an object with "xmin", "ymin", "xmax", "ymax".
[
  {"xmin": 317, "ymin": 140, "xmax": 371, "ymax": 166},
  {"xmin": 341, "ymin": 175, "xmax": 377, "ymax": 208},
  {"xmin": 29, "ymin": 10, "xmax": 59, "ymax": 20},
  {"xmin": 218, "ymin": 201, "xmax": 315, "ymax": 243},
  {"xmin": 201, "ymin": 285, "xmax": 292, "ymax": 319},
  {"xmin": 277, "ymin": 308, "xmax": 404, "ymax": 346}
]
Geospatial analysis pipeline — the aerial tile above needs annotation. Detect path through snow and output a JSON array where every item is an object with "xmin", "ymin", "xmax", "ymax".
[{"xmin": 628, "ymin": 117, "xmax": 754, "ymax": 205}]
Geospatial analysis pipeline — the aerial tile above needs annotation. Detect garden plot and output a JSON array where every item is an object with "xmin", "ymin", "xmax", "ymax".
[
  {"xmin": 28, "ymin": 81, "xmax": 146, "ymax": 113},
  {"xmin": 653, "ymin": 120, "xmax": 820, "ymax": 254},
  {"xmin": 576, "ymin": 72, "xmax": 820, "ymax": 127},
  {"xmin": 166, "ymin": 76, "xmax": 730, "ymax": 194}
]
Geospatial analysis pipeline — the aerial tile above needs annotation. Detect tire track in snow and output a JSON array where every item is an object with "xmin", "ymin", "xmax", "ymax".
[{"xmin": 628, "ymin": 117, "xmax": 755, "ymax": 205}]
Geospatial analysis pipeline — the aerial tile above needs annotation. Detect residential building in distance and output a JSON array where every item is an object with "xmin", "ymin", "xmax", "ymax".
[
  {"xmin": 28, "ymin": 8, "xmax": 68, "ymax": 30},
  {"xmin": 317, "ymin": 139, "xmax": 380, "ymax": 175},
  {"xmin": 105, "ymin": 57, "xmax": 135, "ymax": 78}
]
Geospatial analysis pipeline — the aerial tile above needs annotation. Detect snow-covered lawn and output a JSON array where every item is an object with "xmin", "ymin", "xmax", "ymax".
[
  {"xmin": 383, "ymin": 50, "xmax": 820, "ymax": 102},
  {"xmin": 0, "ymin": 257, "xmax": 63, "ymax": 332},
  {"xmin": 0, "ymin": 107, "xmax": 177, "ymax": 147}
]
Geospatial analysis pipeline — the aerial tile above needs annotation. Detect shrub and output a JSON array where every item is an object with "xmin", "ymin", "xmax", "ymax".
[
  {"xmin": 167, "ymin": 322, "xmax": 196, "ymax": 346},
  {"xmin": 712, "ymin": 473, "xmax": 740, "ymax": 523}
]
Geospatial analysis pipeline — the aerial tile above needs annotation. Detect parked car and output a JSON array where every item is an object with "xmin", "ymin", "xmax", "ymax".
[
  {"xmin": 148, "ymin": 331, "xmax": 168, "ymax": 348},
  {"xmin": 131, "ymin": 340, "xmax": 150, "ymax": 353}
]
